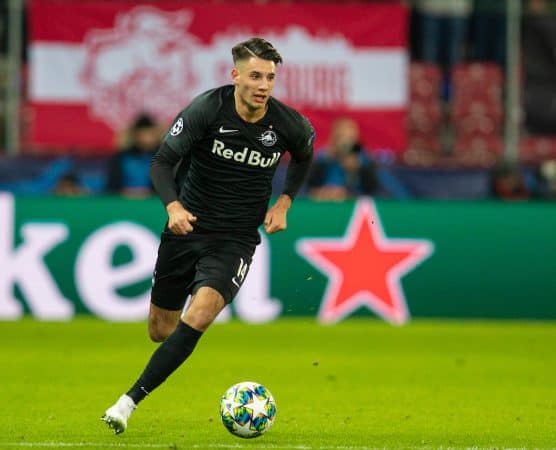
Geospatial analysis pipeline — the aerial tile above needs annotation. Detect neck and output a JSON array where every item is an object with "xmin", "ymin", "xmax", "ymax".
[{"xmin": 234, "ymin": 89, "xmax": 267, "ymax": 123}]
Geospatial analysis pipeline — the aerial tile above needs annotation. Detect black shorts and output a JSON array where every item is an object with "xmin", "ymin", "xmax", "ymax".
[{"xmin": 151, "ymin": 231, "xmax": 256, "ymax": 311}]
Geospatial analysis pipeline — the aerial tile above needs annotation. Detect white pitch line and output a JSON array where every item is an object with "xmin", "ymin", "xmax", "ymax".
[
  {"xmin": 0, "ymin": 444, "xmax": 170, "ymax": 448},
  {"xmin": 191, "ymin": 445, "xmax": 382, "ymax": 450},
  {"xmin": 0, "ymin": 444, "xmax": 553, "ymax": 450},
  {"xmin": 190, "ymin": 445, "xmax": 551, "ymax": 450},
  {"xmin": 191, "ymin": 446, "xmax": 381, "ymax": 450}
]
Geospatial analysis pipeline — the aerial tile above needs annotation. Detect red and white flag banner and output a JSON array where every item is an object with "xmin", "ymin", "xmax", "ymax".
[{"xmin": 29, "ymin": 0, "xmax": 408, "ymax": 153}]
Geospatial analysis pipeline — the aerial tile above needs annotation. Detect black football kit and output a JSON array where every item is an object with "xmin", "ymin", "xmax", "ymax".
[{"xmin": 149, "ymin": 85, "xmax": 314, "ymax": 307}]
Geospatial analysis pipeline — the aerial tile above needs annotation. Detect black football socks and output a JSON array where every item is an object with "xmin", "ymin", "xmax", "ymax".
[{"xmin": 126, "ymin": 321, "xmax": 203, "ymax": 404}]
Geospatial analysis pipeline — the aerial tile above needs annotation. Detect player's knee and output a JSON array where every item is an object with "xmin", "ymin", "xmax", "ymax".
[
  {"xmin": 148, "ymin": 318, "xmax": 174, "ymax": 342},
  {"xmin": 148, "ymin": 328, "xmax": 166, "ymax": 343},
  {"xmin": 148, "ymin": 325, "xmax": 167, "ymax": 342},
  {"xmin": 182, "ymin": 310, "xmax": 214, "ymax": 332},
  {"xmin": 183, "ymin": 287, "xmax": 226, "ymax": 331}
]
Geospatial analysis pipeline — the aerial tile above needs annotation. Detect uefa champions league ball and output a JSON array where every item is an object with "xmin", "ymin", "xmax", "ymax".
[{"xmin": 219, "ymin": 381, "xmax": 277, "ymax": 438}]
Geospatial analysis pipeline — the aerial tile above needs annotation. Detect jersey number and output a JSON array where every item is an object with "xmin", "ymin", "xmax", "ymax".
[{"xmin": 236, "ymin": 257, "xmax": 249, "ymax": 283}]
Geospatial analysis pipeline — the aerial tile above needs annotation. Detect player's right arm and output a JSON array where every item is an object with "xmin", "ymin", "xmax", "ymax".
[
  {"xmin": 151, "ymin": 141, "xmax": 197, "ymax": 234},
  {"xmin": 164, "ymin": 199, "xmax": 197, "ymax": 235},
  {"xmin": 150, "ymin": 90, "xmax": 216, "ymax": 234}
]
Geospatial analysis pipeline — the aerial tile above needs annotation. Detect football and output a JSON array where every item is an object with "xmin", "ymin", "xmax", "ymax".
[{"xmin": 219, "ymin": 381, "xmax": 277, "ymax": 438}]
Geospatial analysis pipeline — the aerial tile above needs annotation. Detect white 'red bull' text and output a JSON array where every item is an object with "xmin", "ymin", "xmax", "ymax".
[{"xmin": 212, "ymin": 139, "xmax": 281, "ymax": 168}]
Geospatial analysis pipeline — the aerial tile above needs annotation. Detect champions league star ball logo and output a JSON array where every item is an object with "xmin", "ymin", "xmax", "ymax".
[
  {"xmin": 259, "ymin": 130, "xmax": 277, "ymax": 147},
  {"xmin": 170, "ymin": 118, "xmax": 184, "ymax": 136}
]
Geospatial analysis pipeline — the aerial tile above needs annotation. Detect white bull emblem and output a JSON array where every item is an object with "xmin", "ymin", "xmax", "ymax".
[{"xmin": 81, "ymin": 7, "xmax": 199, "ymax": 130}]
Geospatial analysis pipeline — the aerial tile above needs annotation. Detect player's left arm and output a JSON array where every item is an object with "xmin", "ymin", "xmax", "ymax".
[{"xmin": 264, "ymin": 117, "xmax": 315, "ymax": 234}]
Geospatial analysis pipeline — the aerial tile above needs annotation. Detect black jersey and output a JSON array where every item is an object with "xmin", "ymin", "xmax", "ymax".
[{"xmin": 151, "ymin": 85, "xmax": 314, "ymax": 244}]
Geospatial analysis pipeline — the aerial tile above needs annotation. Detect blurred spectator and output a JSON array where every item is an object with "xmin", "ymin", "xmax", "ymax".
[
  {"xmin": 522, "ymin": 0, "xmax": 556, "ymax": 135},
  {"xmin": 307, "ymin": 118, "xmax": 378, "ymax": 201},
  {"xmin": 470, "ymin": 0, "xmax": 506, "ymax": 68},
  {"xmin": 106, "ymin": 113, "xmax": 161, "ymax": 197},
  {"xmin": 53, "ymin": 173, "xmax": 88, "ymax": 196},
  {"xmin": 537, "ymin": 159, "xmax": 556, "ymax": 199},
  {"xmin": 490, "ymin": 160, "xmax": 530, "ymax": 200},
  {"xmin": 413, "ymin": 0, "xmax": 472, "ymax": 70}
]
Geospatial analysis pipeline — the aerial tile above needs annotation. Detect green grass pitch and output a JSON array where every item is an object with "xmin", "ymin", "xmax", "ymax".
[{"xmin": 0, "ymin": 318, "xmax": 555, "ymax": 449}]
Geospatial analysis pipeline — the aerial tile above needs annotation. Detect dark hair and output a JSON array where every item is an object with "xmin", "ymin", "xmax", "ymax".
[
  {"xmin": 232, "ymin": 38, "xmax": 283, "ymax": 65},
  {"xmin": 131, "ymin": 113, "xmax": 157, "ymax": 130}
]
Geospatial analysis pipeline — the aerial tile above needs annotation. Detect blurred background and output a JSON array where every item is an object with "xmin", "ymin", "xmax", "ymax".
[{"xmin": 0, "ymin": 0, "xmax": 555, "ymax": 323}]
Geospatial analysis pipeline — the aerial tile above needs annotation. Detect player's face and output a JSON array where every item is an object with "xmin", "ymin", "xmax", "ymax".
[{"xmin": 232, "ymin": 57, "xmax": 276, "ymax": 113}]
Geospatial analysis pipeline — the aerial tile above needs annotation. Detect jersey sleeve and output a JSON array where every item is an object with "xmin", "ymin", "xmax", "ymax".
[
  {"xmin": 282, "ymin": 115, "xmax": 315, "ymax": 200},
  {"xmin": 150, "ymin": 143, "xmax": 182, "ymax": 206},
  {"xmin": 291, "ymin": 114, "xmax": 315, "ymax": 162},
  {"xmin": 150, "ymin": 89, "xmax": 219, "ymax": 206},
  {"xmin": 162, "ymin": 91, "xmax": 215, "ymax": 157}
]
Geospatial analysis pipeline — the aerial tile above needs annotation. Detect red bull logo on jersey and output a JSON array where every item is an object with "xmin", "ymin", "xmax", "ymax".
[{"xmin": 212, "ymin": 139, "xmax": 281, "ymax": 168}]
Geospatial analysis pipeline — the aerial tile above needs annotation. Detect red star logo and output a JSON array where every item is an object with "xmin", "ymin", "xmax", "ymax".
[{"xmin": 297, "ymin": 200, "xmax": 433, "ymax": 324}]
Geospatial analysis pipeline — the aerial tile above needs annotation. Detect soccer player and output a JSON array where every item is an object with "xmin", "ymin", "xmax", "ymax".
[{"xmin": 101, "ymin": 37, "xmax": 315, "ymax": 434}]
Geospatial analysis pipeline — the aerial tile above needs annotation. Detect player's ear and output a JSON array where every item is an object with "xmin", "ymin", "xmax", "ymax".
[{"xmin": 231, "ymin": 67, "xmax": 240, "ymax": 85}]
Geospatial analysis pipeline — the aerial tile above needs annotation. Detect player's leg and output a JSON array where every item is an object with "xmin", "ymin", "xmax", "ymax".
[
  {"xmin": 148, "ymin": 303, "xmax": 181, "ymax": 342},
  {"xmin": 102, "ymin": 231, "xmax": 198, "ymax": 434},
  {"xmin": 182, "ymin": 286, "xmax": 226, "ymax": 331},
  {"xmin": 101, "ymin": 288, "xmax": 225, "ymax": 434},
  {"xmin": 101, "ymin": 238, "xmax": 254, "ymax": 434},
  {"xmin": 147, "ymin": 279, "xmax": 226, "ymax": 341},
  {"xmin": 147, "ymin": 230, "xmax": 200, "ymax": 342},
  {"xmin": 125, "ymin": 287, "xmax": 225, "ymax": 403}
]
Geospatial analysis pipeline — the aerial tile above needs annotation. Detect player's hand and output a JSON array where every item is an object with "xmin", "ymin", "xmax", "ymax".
[
  {"xmin": 166, "ymin": 201, "xmax": 197, "ymax": 235},
  {"xmin": 264, "ymin": 195, "xmax": 291, "ymax": 234}
]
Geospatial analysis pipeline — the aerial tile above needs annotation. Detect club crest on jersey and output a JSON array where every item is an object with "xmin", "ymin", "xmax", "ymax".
[
  {"xmin": 259, "ymin": 130, "xmax": 277, "ymax": 147},
  {"xmin": 170, "ymin": 118, "xmax": 183, "ymax": 136}
]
